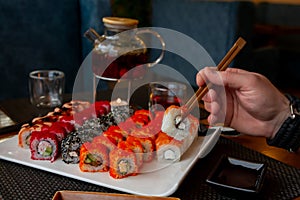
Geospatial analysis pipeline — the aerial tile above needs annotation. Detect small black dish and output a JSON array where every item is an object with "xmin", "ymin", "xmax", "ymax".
[{"xmin": 206, "ymin": 155, "xmax": 267, "ymax": 197}]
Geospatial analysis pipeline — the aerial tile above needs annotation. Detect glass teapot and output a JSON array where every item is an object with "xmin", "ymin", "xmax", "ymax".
[{"xmin": 85, "ymin": 17, "xmax": 165, "ymax": 82}]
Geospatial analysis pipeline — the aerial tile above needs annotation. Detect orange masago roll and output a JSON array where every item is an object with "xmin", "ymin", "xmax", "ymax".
[
  {"xmin": 79, "ymin": 142, "xmax": 109, "ymax": 172},
  {"xmin": 159, "ymin": 105, "xmax": 199, "ymax": 162},
  {"xmin": 109, "ymin": 141, "xmax": 138, "ymax": 179}
]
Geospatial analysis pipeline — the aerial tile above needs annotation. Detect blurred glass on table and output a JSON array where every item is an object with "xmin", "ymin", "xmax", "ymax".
[
  {"xmin": 29, "ymin": 70, "xmax": 65, "ymax": 108},
  {"xmin": 149, "ymin": 82, "xmax": 186, "ymax": 113}
]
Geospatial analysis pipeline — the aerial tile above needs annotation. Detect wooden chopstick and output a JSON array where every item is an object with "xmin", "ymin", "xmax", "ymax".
[{"xmin": 179, "ymin": 37, "xmax": 246, "ymax": 123}]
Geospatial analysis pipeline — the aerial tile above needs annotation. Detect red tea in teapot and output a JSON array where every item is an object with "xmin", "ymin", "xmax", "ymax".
[{"xmin": 92, "ymin": 50, "xmax": 148, "ymax": 80}]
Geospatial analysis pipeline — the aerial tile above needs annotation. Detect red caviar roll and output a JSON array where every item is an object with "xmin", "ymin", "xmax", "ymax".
[
  {"xmin": 109, "ymin": 146, "xmax": 138, "ymax": 179},
  {"xmin": 93, "ymin": 100, "xmax": 111, "ymax": 117},
  {"xmin": 106, "ymin": 125, "xmax": 129, "ymax": 138},
  {"xmin": 134, "ymin": 109, "xmax": 151, "ymax": 116},
  {"xmin": 118, "ymin": 111, "xmax": 149, "ymax": 132},
  {"xmin": 47, "ymin": 122, "xmax": 67, "ymax": 142},
  {"xmin": 92, "ymin": 135, "xmax": 117, "ymax": 152},
  {"xmin": 103, "ymin": 127, "xmax": 124, "ymax": 143},
  {"xmin": 30, "ymin": 131, "xmax": 59, "ymax": 162},
  {"xmin": 54, "ymin": 121, "xmax": 75, "ymax": 133},
  {"xmin": 73, "ymin": 107, "xmax": 94, "ymax": 126},
  {"xmin": 130, "ymin": 114, "xmax": 149, "ymax": 127},
  {"xmin": 79, "ymin": 142, "xmax": 109, "ymax": 172}
]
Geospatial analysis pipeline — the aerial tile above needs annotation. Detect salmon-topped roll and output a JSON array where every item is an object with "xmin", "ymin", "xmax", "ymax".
[
  {"xmin": 132, "ymin": 135, "xmax": 155, "ymax": 162},
  {"xmin": 79, "ymin": 142, "xmax": 109, "ymax": 172},
  {"xmin": 92, "ymin": 135, "xmax": 117, "ymax": 152},
  {"xmin": 124, "ymin": 136, "xmax": 144, "ymax": 168},
  {"xmin": 155, "ymin": 130, "xmax": 197, "ymax": 162},
  {"xmin": 18, "ymin": 123, "xmax": 51, "ymax": 148},
  {"xmin": 109, "ymin": 146, "xmax": 138, "ymax": 179}
]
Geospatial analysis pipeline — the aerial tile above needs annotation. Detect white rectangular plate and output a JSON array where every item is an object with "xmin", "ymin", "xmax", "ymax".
[{"xmin": 0, "ymin": 128, "xmax": 220, "ymax": 197}]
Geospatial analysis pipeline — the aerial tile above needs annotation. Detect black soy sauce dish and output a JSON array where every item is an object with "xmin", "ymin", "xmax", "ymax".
[{"xmin": 206, "ymin": 155, "xmax": 267, "ymax": 197}]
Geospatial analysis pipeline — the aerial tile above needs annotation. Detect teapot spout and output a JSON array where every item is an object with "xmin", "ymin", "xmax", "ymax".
[{"xmin": 84, "ymin": 28, "xmax": 106, "ymax": 45}]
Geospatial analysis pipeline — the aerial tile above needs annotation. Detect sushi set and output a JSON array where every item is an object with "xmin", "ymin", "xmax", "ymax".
[{"xmin": 0, "ymin": 99, "xmax": 221, "ymax": 196}]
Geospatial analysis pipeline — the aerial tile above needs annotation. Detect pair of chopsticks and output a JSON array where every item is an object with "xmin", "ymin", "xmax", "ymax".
[{"xmin": 177, "ymin": 37, "xmax": 246, "ymax": 124}]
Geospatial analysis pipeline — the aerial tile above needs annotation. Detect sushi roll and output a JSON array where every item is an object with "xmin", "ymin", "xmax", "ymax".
[
  {"xmin": 161, "ymin": 105, "xmax": 199, "ymax": 141},
  {"xmin": 98, "ymin": 112, "xmax": 117, "ymax": 132},
  {"xmin": 92, "ymin": 135, "xmax": 117, "ymax": 152},
  {"xmin": 145, "ymin": 111, "xmax": 164, "ymax": 136},
  {"xmin": 61, "ymin": 131, "xmax": 83, "ymax": 164},
  {"xmin": 61, "ymin": 117, "xmax": 111, "ymax": 164},
  {"xmin": 130, "ymin": 113, "xmax": 150, "ymax": 127},
  {"xmin": 54, "ymin": 121, "xmax": 75, "ymax": 133},
  {"xmin": 47, "ymin": 122, "xmax": 67, "ymax": 142},
  {"xmin": 103, "ymin": 127, "xmax": 124, "ymax": 143},
  {"xmin": 125, "ymin": 136, "xmax": 144, "ymax": 168},
  {"xmin": 62, "ymin": 100, "xmax": 91, "ymax": 114},
  {"xmin": 106, "ymin": 125, "xmax": 128, "ymax": 138},
  {"xmin": 155, "ymin": 130, "xmax": 197, "ymax": 162},
  {"xmin": 130, "ymin": 133, "xmax": 155, "ymax": 162},
  {"xmin": 57, "ymin": 115, "xmax": 75, "ymax": 125},
  {"xmin": 31, "ymin": 114, "xmax": 58, "ymax": 124},
  {"xmin": 18, "ymin": 123, "xmax": 50, "ymax": 148},
  {"xmin": 30, "ymin": 131, "xmax": 59, "ymax": 162},
  {"xmin": 93, "ymin": 100, "xmax": 111, "ymax": 117},
  {"xmin": 109, "ymin": 147, "xmax": 138, "ymax": 179},
  {"xmin": 76, "ymin": 118, "xmax": 104, "ymax": 143},
  {"xmin": 110, "ymin": 98, "xmax": 130, "ymax": 124},
  {"xmin": 79, "ymin": 142, "xmax": 109, "ymax": 172}
]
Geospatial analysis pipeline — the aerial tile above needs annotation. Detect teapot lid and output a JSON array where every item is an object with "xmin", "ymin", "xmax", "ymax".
[{"xmin": 103, "ymin": 17, "xmax": 139, "ymax": 31}]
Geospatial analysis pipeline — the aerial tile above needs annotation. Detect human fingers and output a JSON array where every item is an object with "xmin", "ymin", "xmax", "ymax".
[
  {"xmin": 207, "ymin": 113, "xmax": 220, "ymax": 125},
  {"xmin": 197, "ymin": 67, "xmax": 254, "ymax": 89},
  {"xmin": 202, "ymin": 88, "xmax": 217, "ymax": 102},
  {"xmin": 196, "ymin": 67, "xmax": 218, "ymax": 87},
  {"xmin": 203, "ymin": 101, "xmax": 221, "ymax": 116}
]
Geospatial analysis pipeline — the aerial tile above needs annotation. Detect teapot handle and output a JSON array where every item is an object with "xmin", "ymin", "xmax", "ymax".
[{"xmin": 136, "ymin": 29, "xmax": 165, "ymax": 68}]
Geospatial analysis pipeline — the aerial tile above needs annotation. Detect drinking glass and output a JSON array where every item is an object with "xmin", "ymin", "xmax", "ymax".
[
  {"xmin": 149, "ymin": 82, "xmax": 187, "ymax": 113},
  {"xmin": 29, "ymin": 70, "xmax": 65, "ymax": 108}
]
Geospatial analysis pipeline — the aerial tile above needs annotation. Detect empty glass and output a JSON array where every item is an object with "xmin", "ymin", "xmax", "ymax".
[{"xmin": 29, "ymin": 70, "xmax": 65, "ymax": 108}]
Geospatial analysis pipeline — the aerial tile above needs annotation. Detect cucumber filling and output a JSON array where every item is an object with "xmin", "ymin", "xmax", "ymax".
[
  {"xmin": 85, "ymin": 153, "xmax": 103, "ymax": 167},
  {"xmin": 37, "ymin": 140, "xmax": 53, "ymax": 156}
]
